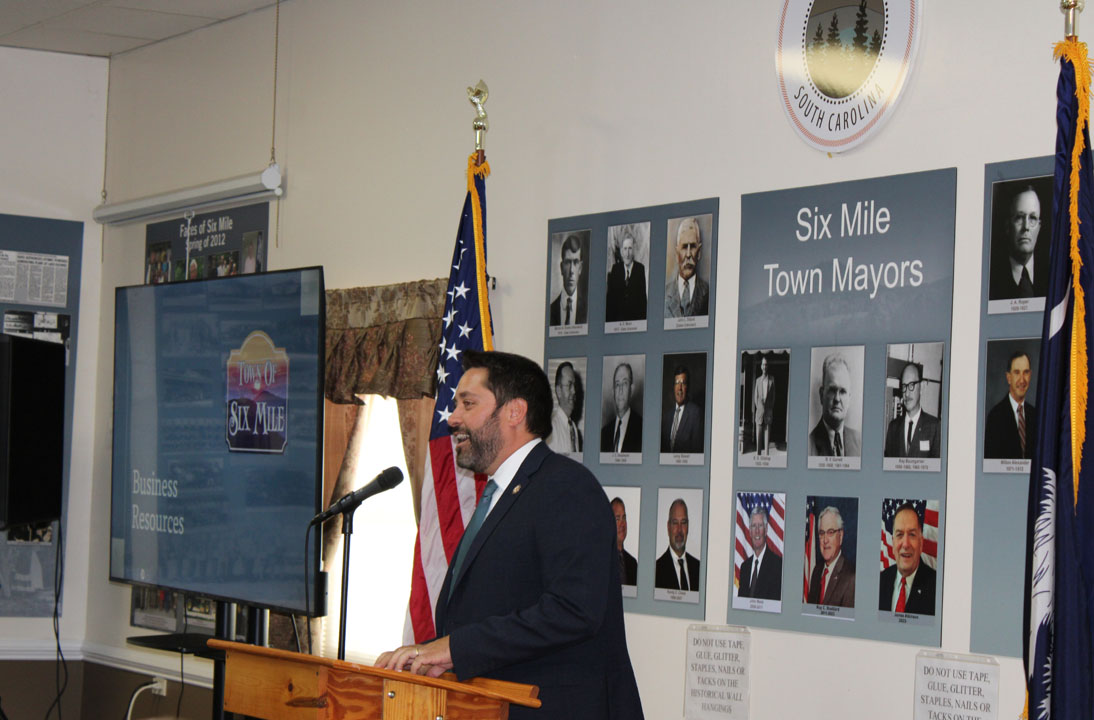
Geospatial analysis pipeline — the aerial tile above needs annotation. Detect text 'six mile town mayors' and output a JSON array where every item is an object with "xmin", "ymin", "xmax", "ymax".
[{"xmin": 763, "ymin": 199, "xmax": 924, "ymax": 301}]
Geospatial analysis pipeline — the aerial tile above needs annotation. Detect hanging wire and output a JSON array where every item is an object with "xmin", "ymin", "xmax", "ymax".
[{"xmin": 270, "ymin": 0, "xmax": 280, "ymax": 165}]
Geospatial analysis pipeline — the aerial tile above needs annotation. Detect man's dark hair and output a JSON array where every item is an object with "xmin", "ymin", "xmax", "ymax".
[
  {"xmin": 561, "ymin": 233, "xmax": 583, "ymax": 258},
  {"xmin": 462, "ymin": 350, "xmax": 553, "ymax": 439},
  {"xmin": 673, "ymin": 364, "xmax": 690, "ymax": 386},
  {"xmin": 555, "ymin": 361, "xmax": 575, "ymax": 386},
  {"xmin": 893, "ymin": 502, "xmax": 923, "ymax": 531},
  {"xmin": 1007, "ymin": 350, "xmax": 1032, "ymax": 373}
]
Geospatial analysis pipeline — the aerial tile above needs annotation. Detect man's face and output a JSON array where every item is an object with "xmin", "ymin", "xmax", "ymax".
[
  {"xmin": 1007, "ymin": 190, "xmax": 1041, "ymax": 263},
  {"xmin": 820, "ymin": 363, "xmax": 851, "ymax": 429},
  {"xmin": 673, "ymin": 372, "xmax": 688, "ymax": 406},
  {"xmin": 760, "ymin": 357, "xmax": 768, "ymax": 375},
  {"xmin": 561, "ymin": 246, "xmax": 581, "ymax": 295},
  {"xmin": 621, "ymin": 236, "xmax": 635, "ymax": 267},
  {"xmin": 612, "ymin": 500, "xmax": 627, "ymax": 550},
  {"xmin": 1006, "ymin": 354, "xmax": 1032, "ymax": 403},
  {"xmin": 901, "ymin": 365, "xmax": 922, "ymax": 416},
  {"xmin": 818, "ymin": 512, "xmax": 843, "ymax": 564},
  {"xmin": 448, "ymin": 368, "xmax": 504, "ymax": 475},
  {"xmin": 892, "ymin": 508, "xmax": 923, "ymax": 577},
  {"xmin": 675, "ymin": 224, "xmax": 702, "ymax": 281},
  {"xmin": 749, "ymin": 512, "xmax": 767, "ymax": 555},
  {"xmin": 668, "ymin": 502, "xmax": 689, "ymax": 554},
  {"xmin": 613, "ymin": 365, "xmax": 632, "ymax": 417},
  {"xmin": 555, "ymin": 365, "xmax": 577, "ymax": 416}
]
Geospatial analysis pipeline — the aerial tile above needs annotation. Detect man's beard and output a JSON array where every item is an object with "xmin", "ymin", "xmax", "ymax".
[{"xmin": 454, "ymin": 410, "xmax": 502, "ymax": 474}]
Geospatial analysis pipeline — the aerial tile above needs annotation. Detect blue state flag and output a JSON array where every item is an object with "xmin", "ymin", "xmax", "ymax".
[{"xmin": 1025, "ymin": 39, "xmax": 1094, "ymax": 720}]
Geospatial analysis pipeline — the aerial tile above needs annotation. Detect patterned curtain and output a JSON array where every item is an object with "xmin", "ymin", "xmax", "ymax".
[{"xmin": 269, "ymin": 278, "xmax": 445, "ymax": 653}]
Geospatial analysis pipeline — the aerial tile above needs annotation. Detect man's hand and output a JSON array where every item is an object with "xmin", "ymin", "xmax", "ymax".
[{"xmin": 374, "ymin": 635, "xmax": 453, "ymax": 678}]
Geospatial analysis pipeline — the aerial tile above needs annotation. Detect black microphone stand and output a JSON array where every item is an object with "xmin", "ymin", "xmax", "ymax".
[{"xmin": 337, "ymin": 507, "xmax": 356, "ymax": 661}]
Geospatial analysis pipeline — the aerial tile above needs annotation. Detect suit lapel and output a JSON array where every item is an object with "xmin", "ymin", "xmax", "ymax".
[{"xmin": 444, "ymin": 443, "xmax": 550, "ymax": 601}]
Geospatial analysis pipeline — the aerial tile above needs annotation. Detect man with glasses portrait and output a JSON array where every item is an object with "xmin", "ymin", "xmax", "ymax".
[{"xmin": 884, "ymin": 363, "xmax": 941, "ymax": 458}]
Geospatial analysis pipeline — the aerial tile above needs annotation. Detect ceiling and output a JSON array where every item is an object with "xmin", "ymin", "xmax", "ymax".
[{"xmin": 0, "ymin": 0, "xmax": 279, "ymax": 57}]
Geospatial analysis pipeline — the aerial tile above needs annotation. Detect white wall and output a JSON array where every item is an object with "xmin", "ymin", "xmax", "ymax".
[
  {"xmin": 86, "ymin": 1, "xmax": 1060, "ymax": 716},
  {"xmin": 0, "ymin": 46, "xmax": 106, "ymax": 657}
]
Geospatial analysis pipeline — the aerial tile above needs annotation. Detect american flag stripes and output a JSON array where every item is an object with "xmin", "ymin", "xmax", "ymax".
[
  {"xmin": 408, "ymin": 155, "xmax": 493, "ymax": 643},
  {"xmin": 879, "ymin": 498, "xmax": 938, "ymax": 571},
  {"xmin": 734, "ymin": 492, "xmax": 785, "ymax": 587}
]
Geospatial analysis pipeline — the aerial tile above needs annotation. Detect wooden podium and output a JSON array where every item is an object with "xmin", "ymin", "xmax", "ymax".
[{"xmin": 207, "ymin": 639, "xmax": 540, "ymax": 719}]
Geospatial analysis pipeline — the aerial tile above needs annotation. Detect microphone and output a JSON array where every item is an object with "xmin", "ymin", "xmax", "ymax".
[{"xmin": 310, "ymin": 466, "xmax": 404, "ymax": 525}]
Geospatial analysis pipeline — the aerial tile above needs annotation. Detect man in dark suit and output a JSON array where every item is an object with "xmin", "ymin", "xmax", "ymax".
[
  {"xmin": 879, "ymin": 503, "xmax": 936, "ymax": 615},
  {"xmin": 654, "ymin": 498, "xmax": 700, "ymax": 591},
  {"xmin": 376, "ymin": 351, "xmax": 643, "ymax": 719},
  {"xmin": 549, "ymin": 233, "xmax": 588, "ymax": 326},
  {"xmin": 611, "ymin": 497, "xmax": 638, "ymax": 586},
  {"xmin": 605, "ymin": 228, "xmax": 647, "ymax": 322},
  {"xmin": 884, "ymin": 363, "xmax": 941, "ymax": 458},
  {"xmin": 600, "ymin": 362, "xmax": 643, "ymax": 453},
  {"xmin": 664, "ymin": 217, "xmax": 710, "ymax": 318},
  {"xmin": 738, "ymin": 507, "xmax": 782, "ymax": 600},
  {"xmin": 805, "ymin": 506, "xmax": 855, "ymax": 607},
  {"xmin": 984, "ymin": 350, "xmax": 1038, "ymax": 460},
  {"xmin": 807, "ymin": 353, "xmax": 861, "ymax": 458},
  {"xmin": 548, "ymin": 361, "xmax": 582, "ymax": 454},
  {"xmin": 989, "ymin": 185, "xmax": 1049, "ymax": 300},
  {"xmin": 661, "ymin": 365, "xmax": 704, "ymax": 454}
]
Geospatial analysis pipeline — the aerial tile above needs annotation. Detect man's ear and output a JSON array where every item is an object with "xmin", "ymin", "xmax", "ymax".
[{"xmin": 505, "ymin": 397, "xmax": 528, "ymax": 429}]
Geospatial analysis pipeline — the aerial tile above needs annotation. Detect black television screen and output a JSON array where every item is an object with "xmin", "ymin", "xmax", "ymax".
[{"xmin": 110, "ymin": 267, "xmax": 325, "ymax": 615}]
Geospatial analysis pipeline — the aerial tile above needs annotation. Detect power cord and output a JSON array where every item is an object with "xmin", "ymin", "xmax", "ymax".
[
  {"xmin": 43, "ymin": 520, "xmax": 68, "ymax": 720},
  {"xmin": 124, "ymin": 681, "xmax": 158, "ymax": 720}
]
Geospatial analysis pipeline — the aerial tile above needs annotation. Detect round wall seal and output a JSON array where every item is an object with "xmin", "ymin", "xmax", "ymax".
[{"xmin": 776, "ymin": 0, "xmax": 921, "ymax": 153}]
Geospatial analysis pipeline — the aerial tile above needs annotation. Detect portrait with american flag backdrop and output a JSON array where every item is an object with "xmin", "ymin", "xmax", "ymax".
[
  {"xmin": 732, "ymin": 491, "xmax": 785, "ymax": 612},
  {"xmin": 879, "ymin": 498, "xmax": 939, "ymax": 572}
]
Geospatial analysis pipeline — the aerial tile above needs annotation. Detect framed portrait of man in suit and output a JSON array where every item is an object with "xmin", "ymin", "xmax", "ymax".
[
  {"xmin": 806, "ymin": 345, "xmax": 864, "ymax": 471},
  {"xmin": 987, "ymin": 175, "xmax": 1052, "ymax": 315},
  {"xmin": 653, "ymin": 487, "xmax": 704, "ymax": 604},
  {"xmin": 882, "ymin": 341, "xmax": 945, "ymax": 472},
  {"xmin": 803, "ymin": 495, "xmax": 858, "ymax": 620},
  {"xmin": 605, "ymin": 222, "xmax": 650, "ymax": 334},
  {"xmin": 659, "ymin": 351, "xmax": 707, "ymax": 465},
  {"xmin": 664, "ymin": 214, "xmax": 714, "ymax": 330},
  {"xmin": 982, "ymin": 338, "xmax": 1040, "ymax": 474},
  {"xmin": 732, "ymin": 491, "xmax": 785, "ymax": 613},
  {"xmin": 545, "ymin": 356, "xmax": 587, "ymax": 460},
  {"xmin": 738, "ymin": 348, "xmax": 790, "ymax": 469},
  {"xmin": 879, "ymin": 498, "xmax": 939, "ymax": 623},
  {"xmin": 600, "ymin": 354, "xmax": 645, "ymax": 464},
  {"xmin": 603, "ymin": 485, "xmax": 641, "ymax": 598},
  {"xmin": 547, "ymin": 229, "xmax": 590, "ymax": 337}
]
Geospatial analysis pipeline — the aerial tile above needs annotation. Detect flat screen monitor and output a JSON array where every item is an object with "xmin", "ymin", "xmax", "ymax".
[{"xmin": 110, "ymin": 267, "xmax": 325, "ymax": 615}]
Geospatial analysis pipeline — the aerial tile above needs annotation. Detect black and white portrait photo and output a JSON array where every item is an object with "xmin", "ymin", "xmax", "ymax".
[
  {"xmin": 807, "ymin": 346, "xmax": 864, "ymax": 470},
  {"xmin": 882, "ymin": 341, "xmax": 944, "ymax": 472},
  {"xmin": 600, "ymin": 354, "xmax": 646, "ymax": 464},
  {"xmin": 664, "ymin": 214, "xmax": 713, "ymax": 330},
  {"xmin": 605, "ymin": 222, "xmax": 650, "ymax": 333},
  {"xmin": 988, "ymin": 176, "xmax": 1052, "ymax": 314},
  {"xmin": 545, "ymin": 356, "xmax": 587, "ymax": 459},
  {"xmin": 547, "ymin": 229, "xmax": 590, "ymax": 337},
  {"xmin": 739, "ymin": 349, "xmax": 790, "ymax": 469}
]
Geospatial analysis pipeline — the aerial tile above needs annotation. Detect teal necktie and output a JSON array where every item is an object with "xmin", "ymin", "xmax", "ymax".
[{"xmin": 449, "ymin": 479, "xmax": 498, "ymax": 595}]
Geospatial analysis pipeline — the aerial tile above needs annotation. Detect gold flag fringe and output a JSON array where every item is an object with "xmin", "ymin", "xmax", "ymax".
[
  {"xmin": 1054, "ymin": 39, "xmax": 1090, "ymax": 508},
  {"xmin": 467, "ymin": 153, "xmax": 493, "ymax": 350}
]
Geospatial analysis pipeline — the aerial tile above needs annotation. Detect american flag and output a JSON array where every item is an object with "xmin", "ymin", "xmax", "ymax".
[
  {"xmin": 408, "ymin": 155, "xmax": 493, "ymax": 643},
  {"xmin": 803, "ymin": 496, "xmax": 816, "ymax": 601},
  {"xmin": 879, "ymin": 498, "xmax": 938, "ymax": 571},
  {"xmin": 734, "ymin": 492, "xmax": 784, "ymax": 588}
]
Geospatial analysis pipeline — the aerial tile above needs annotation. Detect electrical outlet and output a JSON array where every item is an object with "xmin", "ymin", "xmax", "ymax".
[{"xmin": 151, "ymin": 676, "xmax": 168, "ymax": 696}]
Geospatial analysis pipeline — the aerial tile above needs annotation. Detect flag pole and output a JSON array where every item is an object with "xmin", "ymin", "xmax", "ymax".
[{"xmin": 1062, "ymin": 0, "xmax": 1084, "ymax": 39}]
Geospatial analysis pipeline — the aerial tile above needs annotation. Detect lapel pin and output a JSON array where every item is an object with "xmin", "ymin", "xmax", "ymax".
[{"xmin": 512, "ymin": 484, "xmax": 521, "ymax": 495}]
